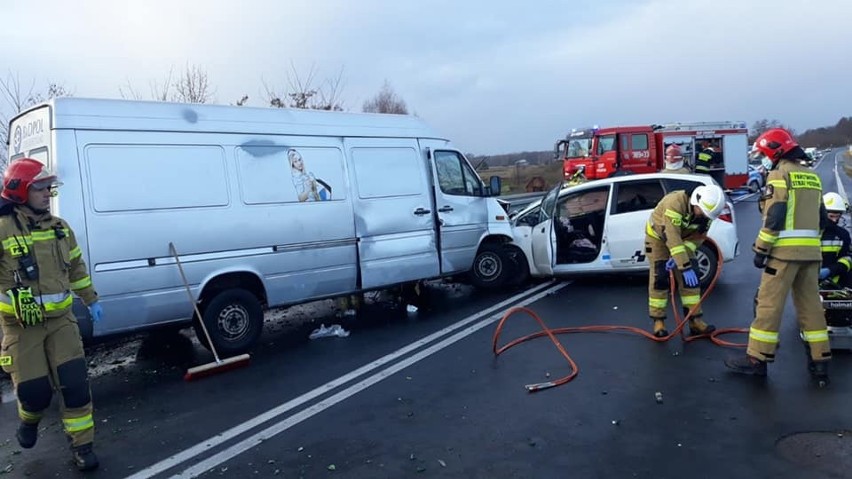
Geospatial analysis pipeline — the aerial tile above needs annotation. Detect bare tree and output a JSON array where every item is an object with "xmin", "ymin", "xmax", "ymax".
[
  {"xmin": 173, "ymin": 64, "xmax": 213, "ymax": 104},
  {"xmin": 362, "ymin": 80, "xmax": 408, "ymax": 115},
  {"xmin": 264, "ymin": 62, "xmax": 345, "ymax": 111},
  {"xmin": 749, "ymin": 119, "xmax": 796, "ymax": 144},
  {"xmin": 234, "ymin": 94, "xmax": 249, "ymax": 106},
  {"xmin": 0, "ymin": 71, "xmax": 71, "ymax": 167}
]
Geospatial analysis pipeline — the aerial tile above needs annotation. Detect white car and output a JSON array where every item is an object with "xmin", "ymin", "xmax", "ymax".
[{"xmin": 509, "ymin": 173, "xmax": 740, "ymax": 289}]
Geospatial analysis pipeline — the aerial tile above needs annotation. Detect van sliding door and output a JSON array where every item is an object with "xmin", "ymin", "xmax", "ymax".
[{"xmin": 346, "ymin": 139, "xmax": 441, "ymax": 289}]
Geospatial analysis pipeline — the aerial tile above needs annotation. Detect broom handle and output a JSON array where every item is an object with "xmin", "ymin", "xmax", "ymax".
[{"xmin": 169, "ymin": 242, "xmax": 221, "ymax": 364}]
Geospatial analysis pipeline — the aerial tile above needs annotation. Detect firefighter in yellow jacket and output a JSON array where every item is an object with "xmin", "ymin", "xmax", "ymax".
[
  {"xmin": 725, "ymin": 129, "xmax": 831, "ymax": 386},
  {"xmin": 0, "ymin": 158, "xmax": 101, "ymax": 470},
  {"xmin": 645, "ymin": 184, "xmax": 725, "ymax": 337}
]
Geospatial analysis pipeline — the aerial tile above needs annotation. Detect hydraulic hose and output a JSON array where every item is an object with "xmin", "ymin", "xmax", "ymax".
[{"xmin": 492, "ymin": 239, "xmax": 748, "ymax": 392}]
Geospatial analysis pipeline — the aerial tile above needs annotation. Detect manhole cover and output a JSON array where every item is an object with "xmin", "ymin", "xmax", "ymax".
[{"xmin": 776, "ymin": 431, "xmax": 852, "ymax": 476}]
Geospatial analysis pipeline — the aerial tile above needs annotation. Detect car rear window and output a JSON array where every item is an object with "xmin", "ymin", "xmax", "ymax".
[
  {"xmin": 613, "ymin": 180, "xmax": 665, "ymax": 214},
  {"xmin": 663, "ymin": 178, "xmax": 703, "ymax": 196}
]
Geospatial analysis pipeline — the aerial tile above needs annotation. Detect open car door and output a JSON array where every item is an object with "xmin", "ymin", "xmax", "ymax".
[{"xmin": 531, "ymin": 183, "xmax": 562, "ymax": 276}]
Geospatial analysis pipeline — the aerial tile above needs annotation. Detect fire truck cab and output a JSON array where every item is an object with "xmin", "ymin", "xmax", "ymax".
[{"xmin": 556, "ymin": 121, "xmax": 750, "ymax": 190}]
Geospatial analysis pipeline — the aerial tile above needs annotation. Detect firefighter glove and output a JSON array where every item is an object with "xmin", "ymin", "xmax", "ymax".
[
  {"xmin": 665, "ymin": 258, "xmax": 676, "ymax": 271},
  {"xmin": 8, "ymin": 287, "xmax": 43, "ymax": 327},
  {"xmin": 89, "ymin": 302, "xmax": 103, "ymax": 323},
  {"xmin": 753, "ymin": 252, "xmax": 768, "ymax": 269},
  {"xmin": 819, "ymin": 268, "xmax": 831, "ymax": 280},
  {"xmin": 682, "ymin": 268, "xmax": 699, "ymax": 288}
]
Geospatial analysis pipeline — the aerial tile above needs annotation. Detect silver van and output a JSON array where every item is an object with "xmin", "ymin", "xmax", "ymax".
[{"xmin": 6, "ymin": 98, "xmax": 521, "ymax": 355}]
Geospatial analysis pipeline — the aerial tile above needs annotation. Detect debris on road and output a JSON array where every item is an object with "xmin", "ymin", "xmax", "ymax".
[
  {"xmin": 438, "ymin": 459, "xmax": 447, "ymax": 467},
  {"xmin": 327, "ymin": 464, "xmax": 336, "ymax": 471},
  {"xmin": 309, "ymin": 324, "xmax": 350, "ymax": 339},
  {"xmin": 655, "ymin": 392, "xmax": 663, "ymax": 404}
]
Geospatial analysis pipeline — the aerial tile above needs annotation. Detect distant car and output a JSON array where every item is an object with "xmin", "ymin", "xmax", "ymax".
[
  {"xmin": 747, "ymin": 165, "xmax": 765, "ymax": 193},
  {"xmin": 509, "ymin": 173, "xmax": 739, "ymax": 289}
]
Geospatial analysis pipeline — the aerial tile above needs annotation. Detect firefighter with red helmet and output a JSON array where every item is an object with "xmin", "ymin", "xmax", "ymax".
[
  {"xmin": 644, "ymin": 184, "xmax": 724, "ymax": 337},
  {"xmin": 663, "ymin": 144, "xmax": 692, "ymax": 174},
  {"xmin": 0, "ymin": 158, "xmax": 101, "ymax": 470},
  {"xmin": 725, "ymin": 128, "xmax": 831, "ymax": 386}
]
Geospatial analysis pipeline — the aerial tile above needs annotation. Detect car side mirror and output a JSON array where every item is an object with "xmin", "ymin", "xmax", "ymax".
[{"xmin": 489, "ymin": 175, "xmax": 502, "ymax": 197}]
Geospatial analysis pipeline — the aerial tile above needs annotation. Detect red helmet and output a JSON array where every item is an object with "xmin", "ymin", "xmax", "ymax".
[
  {"xmin": 1, "ymin": 158, "xmax": 59, "ymax": 204},
  {"xmin": 665, "ymin": 144, "xmax": 683, "ymax": 161},
  {"xmin": 751, "ymin": 128, "xmax": 798, "ymax": 163}
]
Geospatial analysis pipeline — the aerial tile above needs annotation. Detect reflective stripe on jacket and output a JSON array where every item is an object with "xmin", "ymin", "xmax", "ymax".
[
  {"xmin": 645, "ymin": 191, "xmax": 709, "ymax": 270},
  {"xmin": 753, "ymin": 160, "xmax": 826, "ymax": 261}
]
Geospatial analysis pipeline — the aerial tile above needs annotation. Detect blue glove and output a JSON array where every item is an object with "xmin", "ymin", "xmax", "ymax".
[
  {"xmin": 682, "ymin": 268, "xmax": 699, "ymax": 288},
  {"xmin": 819, "ymin": 268, "xmax": 831, "ymax": 280},
  {"xmin": 665, "ymin": 258, "xmax": 676, "ymax": 271},
  {"xmin": 89, "ymin": 302, "xmax": 104, "ymax": 323}
]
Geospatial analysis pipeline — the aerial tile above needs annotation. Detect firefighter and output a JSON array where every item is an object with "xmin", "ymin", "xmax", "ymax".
[
  {"xmin": 663, "ymin": 144, "xmax": 692, "ymax": 174},
  {"xmin": 819, "ymin": 192, "xmax": 851, "ymax": 287},
  {"xmin": 644, "ymin": 184, "xmax": 725, "ymax": 337},
  {"xmin": 694, "ymin": 142, "xmax": 714, "ymax": 175},
  {"xmin": 725, "ymin": 128, "xmax": 831, "ymax": 385},
  {"xmin": 0, "ymin": 158, "xmax": 101, "ymax": 470}
]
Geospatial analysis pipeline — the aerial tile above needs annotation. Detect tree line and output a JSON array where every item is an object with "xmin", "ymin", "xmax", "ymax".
[{"xmin": 0, "ymin": 64, "xmax": 409, "ymax": 166}]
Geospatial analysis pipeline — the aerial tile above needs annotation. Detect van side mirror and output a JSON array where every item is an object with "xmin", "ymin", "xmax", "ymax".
[{"xmin": 489, "ymin": 176, "xmax": 502, "ymax": 197}]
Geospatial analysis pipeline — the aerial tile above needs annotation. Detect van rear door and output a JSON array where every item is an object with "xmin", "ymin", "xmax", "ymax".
[{"xmin": 346, "ymin": 139, "xmax": 441, "ymax": 288}]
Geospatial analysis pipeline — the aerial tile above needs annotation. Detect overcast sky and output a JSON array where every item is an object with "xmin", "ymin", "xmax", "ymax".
[{"xmin": 2, "ymin": 0, "xmax": 851, "ymax": 155}]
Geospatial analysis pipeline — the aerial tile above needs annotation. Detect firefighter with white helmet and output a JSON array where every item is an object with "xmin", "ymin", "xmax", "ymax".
[
  {"xmin": 0, "ymin": 158, "xmax": 101, "ymax": 470},
  {"xmin": 644, "ymin": 184, "xmax": 724, "ymax": 337},
  {"xmin": 819, "ymin": 192, "xmax": 851, "ymax": 286},
  {"xmin": 725, "ymin": 128, "xmax": 831, "ymax": 386}
]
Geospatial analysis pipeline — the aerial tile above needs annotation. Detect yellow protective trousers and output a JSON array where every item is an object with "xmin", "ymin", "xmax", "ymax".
[
  {"xmin": 646, "ymin": 237, "xmax": 702, "ymax": 320},
  {"xmin": 0, "ymin": 309, "xmax": 94, "ymax": 446},
  {"xmin": 749, "ymin": 258, "xmax": 831, "ymax": 362}
]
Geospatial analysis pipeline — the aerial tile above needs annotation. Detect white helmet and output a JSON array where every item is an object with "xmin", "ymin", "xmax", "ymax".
[
  {"xmin": 823, "ymin": 192, "xmax": 848, "ymax": 213},
  {"xmin": 690, "ymin": 184, "xmax": 726, "ymax": 220}
]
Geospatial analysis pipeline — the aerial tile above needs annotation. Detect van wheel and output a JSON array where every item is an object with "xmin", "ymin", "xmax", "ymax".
[
  {"xmin": 194, "ymin": 289, "xmax": 264, "ymax": 356},
  {"xmin": 503, "ymin": 244, "xmax": 530, "ymax": 287},
  {"xmin": 469, "ymin": 243, "xmax": 510, "ymax": 290},
  {"xmin": 695, "ymin": 243, "xmax": 719, "ymax": 290}
]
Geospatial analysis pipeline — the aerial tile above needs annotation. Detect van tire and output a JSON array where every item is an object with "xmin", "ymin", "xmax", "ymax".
[
  {"xmin": 469, "ymin": 243, "xmax": 510, "ymax": 290},
  {"xmin": 695, "ymin": 243, "xmax": 719, "ymax": 290},
  {"xmin": 194, "ymin": 289, "xmax": 264, "ymax": 356}
]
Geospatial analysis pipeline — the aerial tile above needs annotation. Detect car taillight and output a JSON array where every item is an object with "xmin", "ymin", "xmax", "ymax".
[{"xmin": 717, "ymin": 203, "xmax": 733, "ymax": 223}]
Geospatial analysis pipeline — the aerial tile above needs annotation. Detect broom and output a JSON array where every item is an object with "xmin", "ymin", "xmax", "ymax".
[{"xmin": 169, "ymin": 242, "xmax": 251, "ymax": 381}]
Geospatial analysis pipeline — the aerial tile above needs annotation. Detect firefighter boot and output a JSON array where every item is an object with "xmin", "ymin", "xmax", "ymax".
[
  {"xmin": 687, "ymin": 315, "xmax": 716, "ymax": 337},
  {"xmin": 652, "ymin": 319, "xmax": 668, "ymax": 338},
  {"xmin": 724, "ymin": 355, "xmax": 767, "ymax": 376},
  {"xmin": 16, "ymin": 422, "xmax": 38, "ymax": 449},
  {"xmin": 71, "ymin": 443, "xmax": 99, "ymax": 471},
  {"xmin": 810, "ymin": 360, "xmax": 830, "ymax": 388}
]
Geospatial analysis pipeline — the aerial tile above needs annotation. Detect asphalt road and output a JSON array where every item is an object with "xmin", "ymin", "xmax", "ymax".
[{"xmin": 2, "ymin": 149, "xmax": 851, "ymax": 478}]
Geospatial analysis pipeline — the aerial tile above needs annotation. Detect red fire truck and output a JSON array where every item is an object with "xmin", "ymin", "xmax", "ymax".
[{"xmin": 555, "ymin": 121, "xmax": 750, "ymax": 190}]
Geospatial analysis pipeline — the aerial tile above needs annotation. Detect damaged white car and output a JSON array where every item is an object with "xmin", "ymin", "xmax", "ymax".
[{"xmin": 510, "ymin": 173, "xmax": 740, "ymax": 289}]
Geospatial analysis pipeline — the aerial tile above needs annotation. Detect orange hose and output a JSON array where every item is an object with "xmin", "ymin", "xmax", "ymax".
[{"xmin": 492, "ymin": 239, "xmax": 748, "ymax": 392}]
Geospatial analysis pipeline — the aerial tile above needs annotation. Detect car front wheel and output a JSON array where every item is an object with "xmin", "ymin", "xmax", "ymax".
[{"xmin": 695, "ymin": 243, "xmax": 719, "ymax": 290}]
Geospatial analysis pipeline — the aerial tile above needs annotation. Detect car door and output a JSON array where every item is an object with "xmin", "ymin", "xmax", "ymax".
[
  {"xmin": 605, "ymin": 179, "xmax": 666, "ymax": 267},
  {"xmin": 530, "ymin": 183, "xmax": 562, "ymax": 276},
  {"xmin": 422, "ymin": 143, "xmax": 489, "ymax": 275}
]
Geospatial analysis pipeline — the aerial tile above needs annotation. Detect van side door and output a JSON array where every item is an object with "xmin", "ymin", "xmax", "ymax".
[
  {"xmin": 420, "ymin": 142, "xmax": 489, "ymax": 275},
  {"xmin": 345, "ymin": 138, "xmax": 441, "ymax": 289}
]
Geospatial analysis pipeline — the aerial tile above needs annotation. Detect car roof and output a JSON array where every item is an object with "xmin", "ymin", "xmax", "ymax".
[{"xmin": 512, "ymin": 172, "xmax": 714, "ymax": 217}]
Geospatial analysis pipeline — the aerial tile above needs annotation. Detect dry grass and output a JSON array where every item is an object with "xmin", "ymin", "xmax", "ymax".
[{"xmin": 478, "ymin": 162, "xmax": 564, "ymax": 195}]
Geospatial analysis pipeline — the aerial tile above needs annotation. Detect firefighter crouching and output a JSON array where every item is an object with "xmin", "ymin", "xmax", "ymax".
[
  {"xmin": 0, "ymin": 158, "xmax": 103, "ymax": 471},
  {"xmin": 725, "ymin": 128, "xmax": 831, "ymax": 385},
  {"xmin": 645, "ymin": 184, "xmax": 725, "ymax": 337},
  {"xmin": 819, "ymin": 192, "xmax": 851, "ymax": 288}
]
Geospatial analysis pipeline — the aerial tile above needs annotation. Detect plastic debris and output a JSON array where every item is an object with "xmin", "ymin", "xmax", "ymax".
[
  {"xmin": 328, "ymin": 464, "xmax": 336, "ymax": 471},
  {"xmin": 438, "ymin": 459, "xmax": 447, "ymax": 467},
  {"xmin": 613, "ymin": 306, "xmax": 618, "ymax": 310},
  {"xmin": 309, "ymin": 324, "xmax": 350, "ymax": 339},
  {"xmin": 406, "ymin": 304, "xmax": 419, "ymax": 314},
  {"xmin": 611, "ymin": 420, "xmax": 619, "ymax": 425},
  {"xmin": 655, "ymin": 392, "xmax": 663, "ymax": 404},
  {"xmin": 297, "ymin": 446, "xmax": 304, "ymax": 452}
]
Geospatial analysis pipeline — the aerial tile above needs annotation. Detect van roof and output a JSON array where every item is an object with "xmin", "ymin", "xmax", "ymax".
[{"xmin": 26, "ymin": 97, "xmax": 447, "ymax": 140}]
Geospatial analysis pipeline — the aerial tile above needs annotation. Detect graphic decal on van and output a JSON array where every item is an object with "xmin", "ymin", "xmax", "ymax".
[{"xmin": 288, "ymin": 148, "xmax": 331, "ymax": 201}]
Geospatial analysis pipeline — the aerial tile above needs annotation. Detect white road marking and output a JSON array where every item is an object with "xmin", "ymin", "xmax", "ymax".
[
  {"xmin": 125, "ymin": 280, "xmax": 560, "ymax": 479},
  {"xmin": 170, "ymin": 281, "xmax": 569, "ymax": 479}
]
